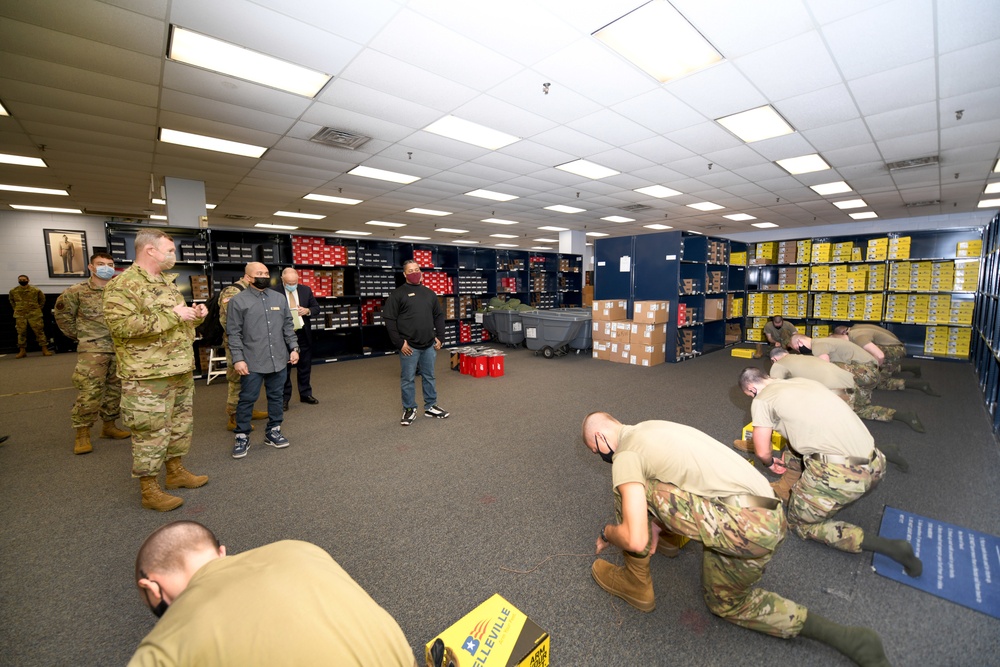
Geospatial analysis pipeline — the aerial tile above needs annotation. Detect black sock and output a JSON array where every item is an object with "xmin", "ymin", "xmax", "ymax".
[{"xmin": 862, "ymin": 533, "xmax": 922, "ymax": 577}]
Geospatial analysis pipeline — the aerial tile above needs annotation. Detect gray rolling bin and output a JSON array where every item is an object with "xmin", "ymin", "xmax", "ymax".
[
  {"xmin": 519, "ymin": 309, "xmax": 593, "ymax": 358},
  {"xmin": 482, "ymin": 310, "xmax": 525, "ymax": 347}
]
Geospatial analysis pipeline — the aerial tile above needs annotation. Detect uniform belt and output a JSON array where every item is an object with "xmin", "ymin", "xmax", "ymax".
[
  {"xmin": 718, "ymin": 494, "xmax": 780, "ymax": 511},
  {"xmin": 809, "ymin": 451, "xmax": 876, "ymax": 466}
]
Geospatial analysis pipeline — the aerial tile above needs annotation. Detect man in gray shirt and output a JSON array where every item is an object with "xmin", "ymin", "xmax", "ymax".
[{"xmin": 226, "ymin": 262, "xmax": 299, "ymax": 459}]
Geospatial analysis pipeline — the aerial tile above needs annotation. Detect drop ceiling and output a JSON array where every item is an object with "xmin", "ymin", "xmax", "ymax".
[{"xmin": 0, "ymin": 0, "xmax": 998, "ymax": 248}]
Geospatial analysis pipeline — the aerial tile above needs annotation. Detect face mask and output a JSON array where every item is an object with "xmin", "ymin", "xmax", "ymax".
[
  {"xmin": 150, "ymin": 599, "xmax": 168, "ymax": 618},
  {"xmin": 154, "ymin": 248, "xmax": 176, "ymax": 271},
  {"xmin": 94, "ymin": 265, "xmax": 115, "ymax": 280},
  {"xmin": 253, "ymin": 277, "xmax": 270, "ymax": 290},
  {"xmin": 284, "ymin": 283, "xmax": 297, "ymax": 292},
  {"xmin": 18, "ymin": 279, "xmax": 28, "ymax": 286},
  {"xmin": 405, "ymin": 271, "xmax": 422, "ymax": 285},
  {"xmin": 797, "ymin": 344, "xmax": 812, "ymax": 355},
  {"xmin": 597, "ymin": 434, "xmax": 614, "ymax": 464}
]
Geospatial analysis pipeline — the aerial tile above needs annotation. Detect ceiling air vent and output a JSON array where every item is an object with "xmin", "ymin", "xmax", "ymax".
[
  {"xmin": 620, "ymin": 204, "xmax": 652, "ymax": 212},
  {"xmin": 310, "ymin": 127, "xmax": 371, "ymax": 150},
  {"xmin": 886, "ymin": 156, "xmax": 939, "ymax": 171},
  {"xmin": 905, "ymin": 200, "xmax": 942, "ymax": 208},
  {"xmin": 224, "ymin": 214, "xmax": 255, "ymax": 220}
]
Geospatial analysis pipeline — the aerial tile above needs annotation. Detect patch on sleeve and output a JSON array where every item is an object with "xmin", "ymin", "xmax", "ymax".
[
  {"xmin": 56, "ymin": 302, "xmax": 65, "ymax": 310},
  {"xmin": 221, "ymin": 297, "xmax": 231, "ymax": 304}
]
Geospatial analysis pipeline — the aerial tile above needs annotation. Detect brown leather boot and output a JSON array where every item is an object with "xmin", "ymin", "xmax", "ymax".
[
  {"xmin": 73, "ymin": 426, "xmax": 93, "ymax": 455},
  {"xmin": 16, "ymin": 347, "xmax": 26, "ymax": 358},
  {"xmin": 732, "ymin": 438, "xmax": 754, "ymax": 453},
  {"xmin": 164, "ymin": 457, "xmax": 208, "ymax": 489},
  {"xmin": 656, "ymin": 531, "xmax": 688, "ymax": 557},
  {"xmin": 226, "ymin": 412, "xmax": 253, "ymax": 431},
  {"xmin": 41, "ymin": 345, "xmax": 53, "ymax": 356},
  {"xmin": 591, "ymin": 552, "xmax": 655, "ymax": 611},
  {"xmin": 252, "ymin": 409, "xmax": 268, "ymax": 420},
  {"xmin": 770, "ymin": 465, "xmax": 802, "ymax": 503},
  {"xmin": 140, "ymin": 476, "xmax": 183, "ymax": 511},
  {"xmin": 100, "ymin": 420, "xmax": 131, "ymax": 439}
]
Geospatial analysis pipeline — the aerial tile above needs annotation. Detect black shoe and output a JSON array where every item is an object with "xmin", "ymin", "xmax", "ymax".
[
  {"xmin": 282, "ymin": 401, "xmax": 289, "ymax": 411},
  {"xmin": 300, "ymin": 396, "xmax": 319, "ymax": 404}
]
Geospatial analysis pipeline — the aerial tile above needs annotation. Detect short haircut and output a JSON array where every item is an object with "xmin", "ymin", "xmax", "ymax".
[
  {"xmin": 739, "ymin": 366, "xmax": 770, "ymax": 392},
  {"xmin": 134, "ymin": 230, "xmax": 172, "ymax": 255},
  {"xmin": 833, "ymin": 325, "xmax": 849, "ymax": 335},
  {"xmin": 769, "ymin": 347, "xmax": 787, "ymax": 360},
  {"xmin": 402, "ymin": 259, "xmax": 420, "ymax": 271},
  {"xmin": 771, "ymin": 315, "xmax": 783, "ymax": 322},
  {"xmin": 581, "ymin": 410, "xmax": 617, "ymax": 445},
  {"xmin": 135, "ymin": 520, "xmax": 219, "ymax": 582},
  {"xmin": 18, "ymin": 275, "xmax": 28, "ymax": 281},
  {"xmin": 90, "ymin": 252, "xmax": 114, "ymax": 264}
]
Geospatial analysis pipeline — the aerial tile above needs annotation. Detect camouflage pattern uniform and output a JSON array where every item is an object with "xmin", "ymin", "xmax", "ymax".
[
  {"xmin": 785, "ymin": 449, "xmax": 887, "ymax": 551},
  {"xmin": 617, "ymin": 482, "xmax": 807, "ymax": 637},
  {"xmin": 9, "ymin": 283, "xmax": 47, "ymax": 347},
  {"xmin": 846, "ymin": 325, "xmax": 907, "ymax": 390},
  {"xmin": 103, "ymin": 265, "xmax": 202, "ymax": 478},
  {"xmin": 832, "ymin": 361, "xmax": 892, "ymax": 420},
  {"xmin": 55, "ymin": 278, "xmax": 122, "ymax": 428},
  {"xmin": 219, "ymin": 278, "xmax": 251, "ymax": 415}
]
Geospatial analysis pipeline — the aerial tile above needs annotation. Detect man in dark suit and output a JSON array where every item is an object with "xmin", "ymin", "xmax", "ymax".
[{"xmin": 275, "ymin": 267, "xmax": 321, "ymax": 409}]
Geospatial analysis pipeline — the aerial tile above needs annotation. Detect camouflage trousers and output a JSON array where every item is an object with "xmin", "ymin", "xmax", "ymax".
[
  {"xmin": 877, "ymin": 344, "xmax": 906, "ymax": 390},
  {"xmin": 615, "ymin": 482, "xmax": 807, "ymax": 638},
  {"xmin": 121, "ymin": 373, "xmax": 194, "ymax": 478},
  {"xmin": 786, "ymin": 449, "xmax": 887, "ymax": 552},
  {"xmin": 15, "ymin": 313, "xmax": 45, "ymax": 347},
  {"xmin": 835, "ymin": 362, "xmax": 894, "ymax": 421},
  {"xmin": 71, "ymin": 352, "xmax": 122, "ymax": 427},
  {"xmin": 225, "ymin": 344, "xmax": 240, "ymax": 414}
]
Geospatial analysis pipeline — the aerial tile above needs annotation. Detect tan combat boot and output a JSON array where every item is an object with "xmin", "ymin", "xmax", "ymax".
[
  {"xmin": 770, "ymin": 466, "xmax": 802, "ymax": 503},
  {"xmin": 140, "ymin": 476, "xmax": 183, "ymax": 511},
  {"xmin": 591, "ymin": 552, "xmax": 655, "ymax": 612},
  {"xmin": 74, "ymin": 426, "xmax": 93, "ymax": 455},
  {"xmin": 226, "ymin": 412, "xmax": 254, "ymax": 431},
  {"xmin": 164, "ymin": 457, "xmax": 209, "ymax": 489},
  {"xmin": 16, "ymin": 347, "xmax": 27, "ymax": 358},
  {"xmin": 41, "ymin": 345, "xmax": 53, "ymax": 356},
  {"xmin": 252, "ymin": 409, "xmax": 268, "ymax": 420},
  {"xmin": 101, "ymin": 420, "xmax": 131, "ymax": 439}
]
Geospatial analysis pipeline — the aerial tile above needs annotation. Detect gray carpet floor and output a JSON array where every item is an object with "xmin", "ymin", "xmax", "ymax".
[{"xmin": 1, "ymin": 345, "xmax": 998, "ymax": 666}]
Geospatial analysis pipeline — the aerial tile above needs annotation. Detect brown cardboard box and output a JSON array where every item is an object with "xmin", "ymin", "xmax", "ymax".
[
  {"xmin": 705, "ymin": 298, "xmax": 725, "ymax": 321},
  {"xmin": 609, "ymin": 342, "xmax": 631, "ymax": 363},
  {"xmin": 610, "ymin": 320, "xmax": 632, "ymax": 341},
  {"xmin": 593, "ymin": 299, "xmax": 628, "ymax": 321},
  {"xmin": 630, "ymin": 343, "xmax": 666, "ymax": 367},
  {"xmin": 592, "ymin": 341, "xmax": 611, "ymax": 361},
  {"xmin": 633, "ymin": 300, "xmax": 670, "ymax": 323},
  {"xmin": 629, "ymin": 322, "xmax": 668, "ymax": 345},
  {"xmin": 591, "ymin": 320, "xmax": 614, "ymax": 342}
]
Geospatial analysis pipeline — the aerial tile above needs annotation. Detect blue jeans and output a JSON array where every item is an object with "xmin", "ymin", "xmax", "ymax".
[
  {"xmin": 236, "ymin": 368, "xmax": 287, "ymax": 434},
  {"xmin": 400, "ymin": 346, "xmax": 437, "ymax": 410}
]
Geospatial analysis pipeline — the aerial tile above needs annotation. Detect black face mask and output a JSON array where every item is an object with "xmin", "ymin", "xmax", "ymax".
[
  {"xmin": 797, "ymin": 344, "xmax": 812, "ymax": 355},
  {"xmin": 18, "ymin": 280, "xmax": 28, "ymax": 286},
  {"xmin": 252, "ymin": 277, "xmax": 270, "ymax": 290},
  {"xmin": 597, "ymin": 434, "xmax": 615, "ymax": 464},
  {"xmin": 150, "ymin": 599, "xmax": 168, "ymax": 618}
]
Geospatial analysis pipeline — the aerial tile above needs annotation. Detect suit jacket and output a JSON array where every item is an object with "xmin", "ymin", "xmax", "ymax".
[{"xmin": 272, "ymin": 283, "xmax": 321, "ymax": 345}]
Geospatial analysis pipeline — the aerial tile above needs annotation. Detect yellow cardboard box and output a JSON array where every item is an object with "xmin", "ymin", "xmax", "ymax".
[{"xmin": 425, "ymin": 593, "xmax": 550, "ymax": 667}]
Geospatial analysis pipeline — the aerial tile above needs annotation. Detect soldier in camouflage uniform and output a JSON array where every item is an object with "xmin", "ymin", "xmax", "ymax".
[
  {"xmin": 219, "ymin": 269, "xmax": 267, "ymax": 430},
  {"xmin": 103, "ymin": 230, "xmax": 210, "ymax": 512},
  {"xmin": 9, "ymin": 275, "xmax": 52, "ymax": 358},
  {"xmin": 740, "ymin": 368, "xmax": 922, "ymax": 583},
  {"xmin": 769, "ymin": 347, "xmax": 924, "ymax": 432},
  {"xmin": 55, "ymin": 252, "xmax": 131, "ymax": 455},
  {"xmin": 583, "ymin": 412, "xmax": 893, "ymax": 666},
  {"xmin": 832, "ymin": 324, "xmax": 936, "ymax": 394}
]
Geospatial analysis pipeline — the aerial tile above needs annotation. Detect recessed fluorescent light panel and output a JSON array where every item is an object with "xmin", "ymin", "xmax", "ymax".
[
  {"xmin": 977, "ymin": 198, "xmax": 1000, "ymax": 208},
  {"xmin": 634, "ymin": 185, "xmax": 681, "ymax": 198},
  {"xmin": 687, "ymin": 202, "xmax": 723, "ymax": 211},
  {"xmin": 538, "ymin": 226, "xmax": 568, "ymax": 232},
  {"xmin": 531, "ymin": 246, "xmax": 553, "ymax": 250},
  {"xmin": 366, "ymin": 221, "xmax": 406, "ymax": 228},
  {"xmin": 466, "ymin": 189, "xmax": 518, "ymax": 201},
  {"xmin": 436, "ymin": 228, "xmax": 469, "ymax": 234},
  {"xmin": 275, "ymin": 211, "xmax": 325, "ymax": 220},
  {"xmin": 602, "ymin": 216, "xmax": 635, "ymax": 223},
  {"xmin": 984, "ymin": 183, "xmax": 1000, "ymax": 194},
  {"xmin": 335, "ymin": 230, "xmax": 372, "ymax": 236},
  {"xmin": 168, "ymin": 26, "xmax": 331, "ymax": 98},
  {"xmin": 535, "ymin": 238, "xmax": 559, "ymax": 243},
  {"xmin": 490, "ymin": 234, "xmax": 518, "ymax": 239},
  {"xmin": 206, "ymin": 204, "xmax": 217, "ymax": 210},
  {"xmin": 348, "ymin": 166, "xmax": 420, "ymax": 184},
  {"xmin": 400, "ymin": 236, "xmax": 430, "ymax": 241},
  {"xmin": 723, "ymin": 213, "xmax": 755, "ymax": 221},
  {"xmin": 751, "ymin": 222, "xmax": 779, "ymax": 228},
  {"xmin": 0, "ymin": 184, "xmax": 68, "ymax": 196},
  {"xmin": 833, "ymin": 199, "xmax": 867, "ymax": 210},
  {"xmin": 544, "ymin": 205, "xmax": 586, "ymax": 214},
  {"xmin": 160, "ymin": 128, "xmax": 267, "ymax": 158},
  {"xmin": 994, "ymin": 159, "xmax": 999, "ymax": 173},
  {"xmin": 0, "ymin": 153, "xmax": 46, "ymax": 167},
  {"xmin": 0, "ymin": 100, "xmax": 8, "ymax": 116},
  {"xmin": 256, "ymin": 223, "xmax": 298, "ymax": 230},
  {"xmin": 644, "ymin": 223, "xmax": 672, "ymax": 230},
  {"xmin": 304, "ymin": 193, "xmax": 362, "ymax": 205},
  {"xmin": 495, "ymin": 243, "xmax": 519, "ymax": 248},
  {"xmin": 453, "ymin": 240, "xmax": 479, "ymax": 245},
  {"xmin": 716, "ymin": 105, "xmax": 794, "ymax": 143},
  {"xmin": 586, "ymin": 232, "xmax": 609, "ymax": 237},
  {"xmin": 776, "ymin": 154, "xmax": 830, "ymax": 175},
  {"xmin": 555, "ymin": 159, "xmax": 620, "ymax": 180},
  {"xmin": 407, "ymin": 208, "xmax": 451, "ymax": 216},
  {"xmin": 152, "ymin": 198, "xmax": 166, "ymax": 205},
  {"xmin": 810, "ymin": 181, "xmax": 852, "ymax": 196},
  {"xmin": 687, "ymin": 230, "xmax": 703, "ymax": 235},
  {"xmin": 149, "ymin": 215, "xmax": 168, "ymax": 220},
  {"xmin": 482, "ymin": 218, "xmax": 519, "ymax": 225},
  {"xmin": 10, "ymin": 204, "xmax": 82, "ymax": 214},
  {"xmin": 423, "ymin": 115, "xmax": 519, "ymax": 150},
  {"xmin": 593, "ymin": 0, "xmax": 723, "ymax": 83},
  {"xmin": 849, "ymin": 212, "xmax": 878, "ymax": 220}
]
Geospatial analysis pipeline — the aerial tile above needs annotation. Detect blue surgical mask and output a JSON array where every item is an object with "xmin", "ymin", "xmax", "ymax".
[
  {"xmin": 94, "ymin": 265, "xmax": 115, "ymax": 280},
  {"xmin": 284, "ymin": 283, "xmax": 297, "ymax": 292}
]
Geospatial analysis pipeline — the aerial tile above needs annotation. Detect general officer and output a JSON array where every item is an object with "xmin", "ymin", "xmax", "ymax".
[
  {"xmin": 55, "ymin": 252, "xmax": 131, "ymax": 455},
  {"xmin": 9, "ymin": 274, "xmax": 53, "ymax": 358},
  {"xmin": 218, "ymin": 268, "xmax": 267, "ymax": 431},
  {"xmin": 738, "ymin": 368, "xmax": 922, "ymax": 582},
  {"xmin": 103, "ymin": 230, "xmax": 209, "ymax": 512},
  {"xmin": 583, "ymin": 411, "xmax": 893, "ymax": 667}
]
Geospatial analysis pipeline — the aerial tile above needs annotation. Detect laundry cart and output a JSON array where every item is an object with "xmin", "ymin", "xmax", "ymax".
[
  {"xmin": 483, "ymin": 310, "xmax": 525, "ymax": 347},
  {"xmin": 519, "ymin": 309, "xmax": 593, "ymax": 358}
]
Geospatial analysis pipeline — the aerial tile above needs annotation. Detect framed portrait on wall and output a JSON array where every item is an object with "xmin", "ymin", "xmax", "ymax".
[{"xmin": 44, "ymin": 229, "xmax": 88, "ymax": 279}]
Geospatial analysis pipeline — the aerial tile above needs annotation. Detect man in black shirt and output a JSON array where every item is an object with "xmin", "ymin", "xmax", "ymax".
[{"xmin": 382, "ymin": 259, "xmax": 450, "ymax": 426}]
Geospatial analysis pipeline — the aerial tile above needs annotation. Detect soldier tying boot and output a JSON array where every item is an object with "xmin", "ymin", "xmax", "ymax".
[
  {"xmin": 55, "ymin": 252, "xmax": 131, "ymax": 454},
  {"xmin": 583, "ymin": 411, "xmax": 895, "ymax": 667},
  {"xmin": 832, "ymin": 324, "xmax": 929, "ymax": 391},
  {"xmin": 738, "ymin": 368, "xmax": 922, "ymax": 582},
  {"xmin": 103, "ymin": 230, "xmax": 209, "ymax": 511},
  {"xmin": 9, "ymin": 275, "xmax": 52, "ymax": 358}
]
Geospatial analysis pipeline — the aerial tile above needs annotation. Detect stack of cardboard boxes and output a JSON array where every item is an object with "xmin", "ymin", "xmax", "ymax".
[
  {"xmin": 291, "ymin": 236, "xmax": 352, "ymax": 266},
  {"xmin": 298, "ymin": 269, "xmax": 345, "ymax": 297},
  {"xmin": 750, "ymin": 242, "xmax": 776, "ymax": 265},
  {"xmin": 189, "ymin": 275, "xmax": 210, "ymax": 301},
  {"xmin": 707, "ymin": 270, "xmax": 724, "ymax": 293},
  {"xmin": 591, "ymin": 300, "xmax": 669, "ymax": 367},
  {"xmin": 708, "ymin": 239, "xmax": 727, "ymax": 263},
  {"xmin": 413, "ymin": 249, "xmax": 434, "ymax": 268},
  {"xmin": 888, "ymin": 236, "xmax": 911, "ymax": 259},
  {"xmin": 925, "ymin": 326, "xmax": 971, "ymax": 356}
]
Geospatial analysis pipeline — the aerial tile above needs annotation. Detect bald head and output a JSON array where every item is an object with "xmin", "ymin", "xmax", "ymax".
[
  {"xmin": 135, "ymin": 520, "xmax": 220, "ymax": 583},
  {"xmin": 281, "ymin": 267, "xmax": 299, "ymax": 285},
  {"xmin": 244, "ymin": 262, "xmax": 270, "ymax": 289}
]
